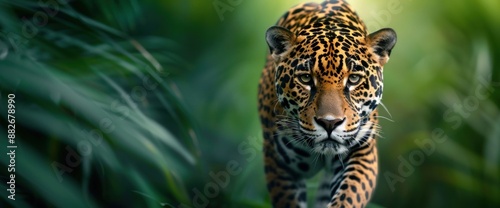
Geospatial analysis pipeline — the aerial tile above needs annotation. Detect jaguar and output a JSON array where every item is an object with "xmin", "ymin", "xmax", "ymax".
[{"xmin": 258, "ymin": 0, "xmax": 397, "ymax": 207}]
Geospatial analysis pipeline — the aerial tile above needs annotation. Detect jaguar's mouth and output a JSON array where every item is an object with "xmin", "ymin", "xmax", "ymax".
[
  {"xmin": 313, "ymin": 139, "xmax": 348, "ymax": 155},
  {"xmin": 318, "ymin": 138, "xmax": 342, "ymax": 146}
]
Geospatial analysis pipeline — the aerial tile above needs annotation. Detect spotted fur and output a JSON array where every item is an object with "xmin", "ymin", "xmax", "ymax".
[{"xmin": 258, "ymin": 1, "xmax": 397, "ymax": 207}]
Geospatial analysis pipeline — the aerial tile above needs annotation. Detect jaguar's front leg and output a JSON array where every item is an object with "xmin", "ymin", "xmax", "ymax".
[
  {"xmin": 264, "ymin": 141, "xmax": 307, "ymax": 208},
  {"xmin": 328, "ymin": 139, "xmax": 378, "ymax": 208}
]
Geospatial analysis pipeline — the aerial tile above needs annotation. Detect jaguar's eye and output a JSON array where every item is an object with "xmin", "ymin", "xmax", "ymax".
[
  {"xmin": 348, "ymin": 74, "xmax": 361, "ymax": 85},
  {"xmin": 298, "ymin": 74, "xmax": 312, "ymax": 84}
]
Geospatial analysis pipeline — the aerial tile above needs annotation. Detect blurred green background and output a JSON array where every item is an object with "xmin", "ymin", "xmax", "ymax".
[{"xmin": 0, "ymin": 0, "xmax": 499, "ymax": 207}]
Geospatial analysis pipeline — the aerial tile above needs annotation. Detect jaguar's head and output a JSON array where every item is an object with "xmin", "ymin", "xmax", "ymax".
[{"xmin": 266, "ymin": 24, "xmax": 396, "ymax": 155}]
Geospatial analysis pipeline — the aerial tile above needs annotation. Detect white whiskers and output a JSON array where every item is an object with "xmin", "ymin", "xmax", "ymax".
[{"xmin": 379, "ymin": 102, "xmax": 393, "ymax": 119}]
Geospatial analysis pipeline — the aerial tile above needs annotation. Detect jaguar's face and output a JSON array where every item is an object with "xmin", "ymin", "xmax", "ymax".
[{"xmin": 267, "ymin": 26, "xmax": 396, "ymax": 155}]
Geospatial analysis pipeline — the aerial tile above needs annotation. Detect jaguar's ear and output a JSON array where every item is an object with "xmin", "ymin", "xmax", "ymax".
[
  {"xmin": 266, "ymin": 26, "xmax": 296, "ymax": 61},
  {"xmin": 367, "ymin": 28, "xmax": 397, "ymax": 66}
]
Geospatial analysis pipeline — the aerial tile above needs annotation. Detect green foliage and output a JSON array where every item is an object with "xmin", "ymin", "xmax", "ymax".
[{"xmin": 0, "ymin": 0, "xmax": 498, "ymax": 207}]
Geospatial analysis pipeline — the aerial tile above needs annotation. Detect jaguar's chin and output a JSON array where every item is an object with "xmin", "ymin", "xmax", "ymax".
[{"xmin": 312, "ymin": 140, "xmax": 349, "ymax": 155}]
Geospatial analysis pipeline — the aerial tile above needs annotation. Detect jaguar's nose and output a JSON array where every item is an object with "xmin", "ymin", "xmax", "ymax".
[{"xmin": 314, "ymin": 117, "xmax": 345, "ymax": 135}]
